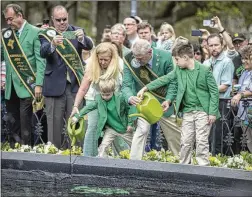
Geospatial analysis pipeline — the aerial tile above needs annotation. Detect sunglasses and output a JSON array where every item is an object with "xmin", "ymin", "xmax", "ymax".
[
  {"xmin": 194, "ymin": 52, "xmax": 202, "ymax": 56},
  {"xmin": 55, "ymin": 18, "xmax": 67, "ymax": 22}
]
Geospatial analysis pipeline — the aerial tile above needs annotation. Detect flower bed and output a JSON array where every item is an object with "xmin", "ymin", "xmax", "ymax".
[{"xmin": 1, "ymin": 141, "xmax": 252, "ymax": 171}]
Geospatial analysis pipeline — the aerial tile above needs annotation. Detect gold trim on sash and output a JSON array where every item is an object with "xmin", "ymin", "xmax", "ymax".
[{"xmin": 2, "ymin": 29, "xmax": 36, "ymax": 98}]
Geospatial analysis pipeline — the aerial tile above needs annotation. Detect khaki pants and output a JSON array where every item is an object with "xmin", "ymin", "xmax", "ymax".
[
  {"xmin": 180, "ymin": 111, "xmax": 211, "ymax": 166},
  {"xmin": 241, "ymin": 126, "xmax": 252, "ymax": 153},
  {"xmin": 130, "ymin": 116, "xmax": 181, "ymax": 160},
  {"xmin": 98, "ymin": 127, "xmax": 133, "ymax": 158},
  {"xmin": 160, "ymin": 116, "xmax": 181, "ymax": 155}
]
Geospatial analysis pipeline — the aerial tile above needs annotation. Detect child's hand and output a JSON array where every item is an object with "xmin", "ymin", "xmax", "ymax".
[
  {"xmin": 71, "ymin": 116, "xmax": 78, "ymax": 124},
  {"xmin": 137, "ymin": 87, "xmax": 148, "ymax": 100},
  {"xmin": 161, "ymin": 100, "xmax": 171, "ymax": 112},
  {"xmin": 126, "ymin": 126, "xmax": 133, "ymax": 133},
  {"xmin": 158, "ymin": 34, "xmax": 165, "ymax": 41}
]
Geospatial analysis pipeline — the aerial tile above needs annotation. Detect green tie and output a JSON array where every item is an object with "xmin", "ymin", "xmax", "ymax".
[{"xmin": 15, "ymin": 31, "xmax": 20, "ymax": 39}]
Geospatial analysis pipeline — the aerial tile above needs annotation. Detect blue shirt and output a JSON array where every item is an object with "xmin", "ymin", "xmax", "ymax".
[
  {"xmin": 237, "ymin": 70, "xmax": 252, "ymax": 120},
  {"xmin": 204, "ymin": 51, "xmax": 234, "ymax": 98}
]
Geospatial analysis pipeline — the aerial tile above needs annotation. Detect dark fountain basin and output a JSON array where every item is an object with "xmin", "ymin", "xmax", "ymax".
[{"xmin": 1, "ymin": 152, "xmax": 252, "ymax": 196}]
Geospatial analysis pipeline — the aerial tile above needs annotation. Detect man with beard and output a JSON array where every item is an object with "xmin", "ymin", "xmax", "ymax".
[
  {"xmin": 39, "ymin": 5, "xmax": 93, "ymax": 148},
  {"xmin": 204, "ymin": 33, "xmax": 234, "ymax": 155}
]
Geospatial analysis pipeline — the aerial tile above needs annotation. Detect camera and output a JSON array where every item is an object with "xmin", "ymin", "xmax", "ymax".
[
  {"xmin": 203, "ymin": 20, "xmax": 215, "ymax": 27},
  {"xmin": 43, "ymin": 19, "xmax": 50, "ymax": 25},
  {"xmin": 191, "ymin": 30, "xmax": 202, "ymax": 37}
]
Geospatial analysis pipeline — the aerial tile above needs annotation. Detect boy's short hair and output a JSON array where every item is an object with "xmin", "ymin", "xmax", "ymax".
[
  {"xmin": 99, "ymin": 78, "xmax": 116, "ymax": 93},
  {"xmin": 239, "ymin": 45, "xmax": 252, "ymax": 59},
  {"xmin": 172, "ymin": 42, "xmax": 194, "ymax": 58},
  {"xmin": 137, "ymin": 22, "xmax": 152, "ymax": 32}
]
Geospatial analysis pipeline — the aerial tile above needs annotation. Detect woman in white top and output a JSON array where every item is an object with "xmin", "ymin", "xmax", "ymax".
[{"xmin": 71, "ymin": 42, "xmax": 122, "ymax": 156}]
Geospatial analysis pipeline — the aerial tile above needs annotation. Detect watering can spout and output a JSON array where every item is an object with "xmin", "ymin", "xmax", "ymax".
[{"xmin": 67, "ymin": 118, "xmax": 85, "ymax": 146}]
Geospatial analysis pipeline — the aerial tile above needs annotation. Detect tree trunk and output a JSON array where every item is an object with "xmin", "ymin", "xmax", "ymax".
[{"xmin": 96, "ymin": 1, "xmax": 119, "ymax": 44}]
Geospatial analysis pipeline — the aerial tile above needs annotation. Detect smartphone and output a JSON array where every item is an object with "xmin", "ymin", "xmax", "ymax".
[
  {"xmin": 43, "ymin": 19, "xmax": 50, "ymax": 25},
  {"xmin": 191, "ymin": 30, "xmax": 202, "ymax": 36},
  {"xmin": 203, "ymin": 20, "xmax": 215, "ymax": 27}
]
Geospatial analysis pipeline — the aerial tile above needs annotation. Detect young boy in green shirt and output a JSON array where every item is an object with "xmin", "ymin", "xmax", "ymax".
[
  {"xmin": 137, "ymin": 42, "xmax": 220, "ymax": 166},
  {"xmin": 71, "ymin": 78, "xmax": 134, "ymax": 157}
]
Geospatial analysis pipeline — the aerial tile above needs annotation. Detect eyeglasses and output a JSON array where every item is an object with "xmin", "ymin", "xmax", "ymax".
[
  {"xmin": 5, "ymin": 17, "xmax": 14, "ymax": 22},
  {"xmin": 111, "ymin": 32, "xmax": 124, "ymax": 36},
  {"xmin": 54, "ymin": 18, "xmax": 67, "ymax": 22},
  {"xmin": 194, "ymin": 52, "xmax": 202, "ymax": 56},
  {"xmin": 124, "ymin": 23, "xmax": 136, "ymax": 27}
]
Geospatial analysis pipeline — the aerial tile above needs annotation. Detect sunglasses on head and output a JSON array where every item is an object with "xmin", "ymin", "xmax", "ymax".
[{"xmin": 55, "ymin": 18, "xmax": 67, "ymax": 22}]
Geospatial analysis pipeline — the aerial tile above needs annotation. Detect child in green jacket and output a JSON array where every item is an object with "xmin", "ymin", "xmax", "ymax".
[
  {"xmin": 72, "ymin": 78, "xmax": 134, "ymax": 157},
  {"xmin": 137, "ymin": 42, "xmax": 220, "ymax": 166}
]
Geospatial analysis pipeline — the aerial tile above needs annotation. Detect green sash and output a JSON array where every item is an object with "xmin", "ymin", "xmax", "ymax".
[
  {"xmin": 39, "ymin": 27, "xmax": 84, "ymax": 85},
  {"xmin": 2, "ymin": 28, "xmax": 36, "ymax": 98},
  {"xmin": 123, "ymin": 57, "xmax": 167, "ymax": 100}
]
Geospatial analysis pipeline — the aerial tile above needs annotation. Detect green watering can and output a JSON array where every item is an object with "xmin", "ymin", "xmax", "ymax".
[
  {"xmin": 129, "ymin": 92, "xmax": 163, "ymax": 124},
  {"xmin": 67, "ymin": 118, "xmax": 85, "ymax": 146}
]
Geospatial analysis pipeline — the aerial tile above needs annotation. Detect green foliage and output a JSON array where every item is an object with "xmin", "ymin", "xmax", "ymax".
[
  {"xmin": 119, "ymin": 149, "xmax": 130, "ymax": 160},
  {"xmin": 60, "ymin": 146, "xmax": 82, "ymax": 156},
  {"xmin": 71, "ymin": 186, "xmax": 130, "ymax": 195},
  {"xmin": 1, "ymin": 142, "xmax": 252, "ymax": 171},
  {"xmin": 196, "ymin": 2, "xmax": 242, "ymax": 19},
  {"xmin": 1, "ymin": 141, "xmax": 12, "ymax": 152},
  {"xmin": 240, "ymin": 151, "xmax": 252, "ymax": 165}
]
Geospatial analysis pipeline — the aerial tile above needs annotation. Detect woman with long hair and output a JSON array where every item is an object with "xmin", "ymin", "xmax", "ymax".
[{"xmin": 70, "ymin": 42, "xmax": 122, "ymax": 156}]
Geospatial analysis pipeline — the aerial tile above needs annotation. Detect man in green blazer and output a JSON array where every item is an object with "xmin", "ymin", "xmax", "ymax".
[
  {"xmin": 122, "ymin": 39, "xmax": 180, "ymax": 160},
  {"xmin": 138, "ymin": 42, "xmax": 220, "ymax": 166},
  {"xmin": 72, "ymin": 78, "xmax": 134, "ymax": 157},
  {"xmin": 2, "ymin": 4, "xmax": 45, "ymax": 145}
]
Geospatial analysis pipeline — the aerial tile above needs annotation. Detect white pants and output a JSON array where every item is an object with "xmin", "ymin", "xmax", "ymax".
[
  {"xmin": 130, "ymin": 117, "xmax": 181, "ymax": 160},
  {"xmin": 180, "ymin": 111, "xmax": 211, "ymax": 166},
  {"xmin": 98, "ymin": 127, "xmax": 133, "ymax": 158}
]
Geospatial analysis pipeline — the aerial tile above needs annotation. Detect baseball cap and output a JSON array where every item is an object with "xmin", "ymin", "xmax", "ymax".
[{"xmin": 232, "ymin": 33, "xmax": 246, "ymax": 42}]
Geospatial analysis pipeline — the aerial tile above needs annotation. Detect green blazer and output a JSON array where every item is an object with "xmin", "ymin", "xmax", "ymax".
[
  {"xmin": 146, "ymin": 61, "xmax": 220, "ymax": 118},
  {"xmin": 76, "ymin": 92, "xmax": 134, "ymax": 138},
  {"xmin": 122, "ymin": 48, "xmax": 177, "ymax": 117},
  {"xmin": 2, "ymin": 22, "xmax": 46, "ymax": 99}
]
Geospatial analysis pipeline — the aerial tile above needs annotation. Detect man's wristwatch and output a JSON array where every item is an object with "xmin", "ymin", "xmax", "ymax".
[
  {"xmin": 219, "ymin": 28, "xmax": 226, "ymax": 34},
  {"xmin": 240, "ymin": 92, "xmax": 245, "ymax": 98}
]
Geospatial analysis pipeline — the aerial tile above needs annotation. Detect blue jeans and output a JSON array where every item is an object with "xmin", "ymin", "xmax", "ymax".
[{"xmin": 83, "ymin": 100, "xmax": 99, "ymax": 156}]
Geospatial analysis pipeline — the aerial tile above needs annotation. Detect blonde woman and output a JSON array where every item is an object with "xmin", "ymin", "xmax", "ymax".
[
  {"xmin": 70, "ymin": 42, "xmax": 122, "ymax": 156},
  {"xmin": 157, "ymin": 23, "xmax": 176, "ymax": 52}
]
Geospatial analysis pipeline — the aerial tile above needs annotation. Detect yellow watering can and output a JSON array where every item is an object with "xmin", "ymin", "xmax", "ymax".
[
  {"xmin": 67, "ymin": 117, "xmax": 85, "ymax": 146},
  {"xmin": 129, "ymin": 92, "xmax": 163, "ymax": 124}
]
